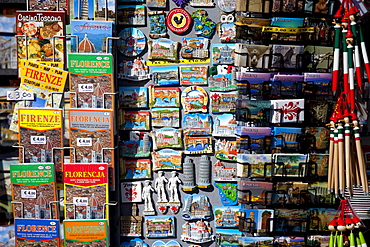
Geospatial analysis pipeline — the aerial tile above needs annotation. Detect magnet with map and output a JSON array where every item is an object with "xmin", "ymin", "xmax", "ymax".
[
  {"xmin": 118, "ymin": 27, "xmax": 146, "ymax": 57},
  {"xmin": 152, "ymin": 66, "xmax": 179, "ymax": 86},
  {"xmin": 119, "ymin": 87, "xmax": 148, "ymax": 108},
  {"xmin": 148, "ymin": 38, "xmax": 180, "ymax": 61},
  {"xmin": 213, "ymin": 113, "xmax": 237, "ymax": 137},
  {"xmin": 180, "ymin": 66, "xmax": 208, "ymax": 85},
  {"xmin": 117, "ymin": 58, "xmax": 151, "ymax": 81},
  {"xmin": 182, "ymin": 194, "xmax": 212, "ymax": 220},
  {"xmin": 214, "ymin": 139, "xmax": 237, "ymax": 161},
  {"xmin": 180, "ymin": 37, "xmax": 209, "ymax": 59},
  {"xmin": 181, "ymin": 86, "xmax": 208, "ymax": 113},
  {"xmin": 152, "ymin": 108, "xmax": 180, "ymax": 127},
  {"xmin": 152, "ymin": 149, "xmax": 182, "ymax": 171},
  {"xmin": 148, "ymin": 11, "xmax": 168, "ymax": 39},
  {"xmin": 217, "ymin": 13, "xmax": 236, "ymax": 42},
  {"xmin": 119, "ymin": 110, "xmax": 150, "ymax": 130},
  {"xmin": 209, "ymin": 65, "xmax": 236, "ymax": 91},
  {"xmin": 149, "ymin": 86, "xmax": 181, "ymax": 107},
  {"xmin": 152, "ymin": 127, "xmax": 183, "ymax": 150},
  {"xmin": 120, "ymin": 158, "xmax": 151, "ymax": 180},
  {"xmin": 184, "ymin": 135, "xmax": 213, "ymax": 154},
  {"xmin": 117, "ymin": 5, "xmax": 146, "ymax": 26},
  {"xmin": 120, "ymin": 131, "xmax": 151, "ymax": 158},
  {"xmin": 210, "ymin": 91, "xmax": 237, "ymax": 113},
  {"xmin": 182, "ymin": 113, "xmax": 212, "ymax": 136},
  {"xmin": 214, "ymin": 182, "xmax": 238, "ymax": 205},
  {"xmin": 212, "ymin": 43, "xmax": 236, "ymax": 65},
  {"xmin": 191, "ymin": 9, "xmax": 217, "ymax": 38}
]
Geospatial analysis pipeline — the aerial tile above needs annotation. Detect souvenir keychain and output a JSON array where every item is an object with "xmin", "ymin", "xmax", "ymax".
[
  {"xmin": 148, "ymin": 11, "xmax": 168, "ymax": 39},
  {"xmin": 217, "ymin": 13, "xmax": 236, "ymax": 43},
  {"xmin": 191, "ymin": 9, "xmax": 217, "ymax": 38}
]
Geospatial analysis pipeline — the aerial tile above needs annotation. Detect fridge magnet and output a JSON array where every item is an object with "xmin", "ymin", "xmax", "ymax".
[
  {"xmin": 180, "ymin": 37, "xmax": 209, "ymax": 59},
  {"xmin": 181, "ymin": 86, "xmax": 208, "ymax": 113},
  {"xmin": 237, "ymin": 154, "xmax": 272, "ymax": 178},
  {"xmin": 181, "ymin": 220, "xmax": 214, "ymax": 243},
  {"xmin": 145, "ymin": 216, "xmax": 175, "ymax": 238},
  {"xmin": 70, "ymin": 20, "xmax": 113, "ymax": 53},
  {"xmin": 152, "ymin": 127, "xmax": 183, "ymax": 150},
  {"xmin": 184, "ymin": 135, "xmax": 213, "ymax": 154},
  {"xmin": 117, "ymin": 58, "xmax": 151, "ymax": 81},
  {"xmin": 68, "ymin": 54, "xmax": 114, "ymax": 109},
  {"xmin": 215, "ymin": 228, "xmax": 242, "ymax": 245},
  {"xmin": 117, "ymin": 5, "xmax": 146, "ymax": 26},
  {"xmin": 15, "ymin": 218, "xmax": 60, "ymax": 246},
  {"xmin": 121, "ymin": 181, "xmax": 142, "ymax": 203},
  {"xmin": 142, "ymin": 180, "xmax": 156, "ymax": 215},
  {"xmin": 152, "ymin": 149, "xmax": 182, "ymax": 171},
  {"xmin": 197, "ymin": 155, "xmax": 211, "ymax": 188},
  {"xmin": 271, "ymin": 99, "xmax": 305, "ymax": 123},
  {"xmin": 212, "ymin": 43, "xmax": 236, "ymax": 65},
  {"xmin": 208, "ymin": 65, "xmax": 236, "ymax": 91},
  {"xmin": 148, "ymin": 38, "xmax": 180, "ymax": 61},
  {"xmin": 155, "ymin": 171, "xmax": 169, "ymax": 213},
  {"xmin": 148, "ymin": 11, "xmax": 168, "ymax": 39},
  {"xmin": 238, "ymin": 179, "xmax": 273, "ymax": 206},
  {"xmin": 152, "ymin": 240, "xmax": 181, "ymax": 247},
  {"xmin": 213, "ymin": 113, "xmax": 237, "ymax": 137},
  {"xmin": 152, "ymin": 66, "xmax": 180, "ymax": 86},
  {"xmin": 214, "ymin": 206, "xmax": 241, "ymax": 227},
  {"xmin": 118, "ymin": 27, "xmax": 146, "ymax": 57},
  {"xmin": 210, "ymin": 91, "xmax": 237, "ymax": 113},
  {"xmin": 180, "ymin": 66, "xmax": 208, "ymax": 85},
  {"xmin": 149, "ymin": 86, "xmax": 181, "ymax": 108},
  {"xmin": 120, "ymin": 158, "xmax": 151, "ymax": 180},
  {"xmin": 234, "ymin": 44, "xmax": 270, "ymax": 68},
  {"xmin": 10, "ymin": 163, "xmax": 58, "ymax": 219},
  {"xmin": 182, "ymin": 157, "xmax": 197, "ymax": 191},
  {"xmin": 191, "ymin": 9, "xmax": 217, "ymax": 38},
  {"xmin": 166, "ymin": 8, "xmax": 192, "ymax": 33},
  {"xmin": 217, "ymin": 13, "xmax": 236, "ymax": 43},
  {"xmin": 182, "ymin": 194, "xmax": 211, "ymax": 220},
  {"xmin": 120, "ymin": 204, "xmax": 143, "ymax": 237},
  {"xmin": 274, "ymin": 237, "xmax": 305, "ymax": 247},
  {"xmin": 146, "ymin": 0, "xmax": 166, "ymax": 9},
  {"xmin": 119, "ymin": 87, "xmax": 148, "ymax": 108},
  {"xmin": 214, "ymin": 139, "xmax": 237, "ymax": 161},
  {"xmin": 190, "ymin": 0, "xmax": 214, "ymax": 6},
  {"xmin": 119, "ymin": 110, "xmax": 150, "ymax": 130},
  {"xmin": 182, "ymin": 113, "xmax": 212, "ymax": 136},
  {"xmin": 213, "ymin": 160, "xmax": 237, "ymax": 181},
  {"xmin": 152, "ymin": 108, "xmax": 180, "ymax": 128},
  {"xmin": 64, "ymin": 219, "xmax": 109, "ymax": 246},
  {"xmin": 121, "ymin": 238, "xmax": 149, "ymax": 247},
  {"xmin": 214, "ymin": 182, "xmax": 238, "ymax": 206},
  {"xmin": 64, "ymin": 163, "xmax": 108, "ymax": 220},
  {"xmin": 217, "ymin": 0, "xmax": 236, "ymax": 12},
  {"xmin": 167, "ymin": 171, "xmax": 182, "ymax": 213},
  {"xmin": 273, "ymin": 153, "xmax": 308, "ymax": 177}
]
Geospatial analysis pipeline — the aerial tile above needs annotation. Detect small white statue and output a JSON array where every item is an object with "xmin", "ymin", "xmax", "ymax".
[
  {"xmin": 142, "ymin": 180, "xmax": 155, "ymax": 212},
  {"xmin": 168, "ymin": 171, "xmax": 182, "ymax": 203},
  {"xmin": 155, "ymin": 171, "xmax": 168, "ymax": 202}
]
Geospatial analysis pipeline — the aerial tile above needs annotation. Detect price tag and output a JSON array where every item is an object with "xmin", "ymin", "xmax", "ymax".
[
  {"xmin": 78, "ymin": 84, "xmax": 94, "ymax": 93},
  {"xmin": 73, "ymin": 197, "xmax": 89, "ymax": 206},
  {"xmin": 31, "ymin": 136, "xmax": 46, "ymax": 144},
  {"xmin": 77, "ymin": 138, "xmax": 92, "ymax": 146},
  {"xmin": 7, "ymin": 91, "xmax": 35, "ymax": 101},
  {"xmin": 21, "ymin": 190, "xmax": 37, "ymax": 198}
]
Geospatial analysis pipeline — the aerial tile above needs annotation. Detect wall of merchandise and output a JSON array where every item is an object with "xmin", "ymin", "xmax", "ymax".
[{"xmin": 2, "ymin": 0, "xmax": 370, "ymax": 246}]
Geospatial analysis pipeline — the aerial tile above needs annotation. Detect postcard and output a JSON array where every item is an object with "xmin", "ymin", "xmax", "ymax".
[
  {"xmin": 308, "ymin": 208, "xmax": 337, "ymax": 231},
  {"xmin": 237, "ymin": 154, "xmax": 272, "ymax": 177},
  {"xmin": 308, "ymin": 153, "xmax": 329, "ymax": 176},
  {"xmin": 237, "ymin": 180, "xmax": 273, "ymax": 206},
  {"xmin": 274, "ymin": 209, "xmax": 308, "ymax": 232},
  {"xmin": 270, "ymin": 100, "xmax": 305, "ymax": 123},
  {"xmin": 271, "ymin": 126, "xmax": 302, "ymax": 148},
  {"xmin": 271, "ymin": 44, "xmax": 304, "ymax": 69},
  {"xmin": 234, "ymin": 44, "xmax": 270, "ymax": 68},
  {"xmin": 273, "ymin": 153, "xmax": 308, "ymax": 177},
  {"xmin": 304, "ymin": 72, "xmax": 332, "ymax": 95}
]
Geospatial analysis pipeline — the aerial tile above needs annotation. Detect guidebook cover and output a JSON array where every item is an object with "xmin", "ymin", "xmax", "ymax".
[
  {"xmin": 64, "ymin": 163, "xmax": 109, "ymax": 220},
  {"xmin": 64, "ymin": 219, "xmax": 109, "ymax": 247},
  {"xmin": 10, "ymin": 163, "xmax": 58, "ymax": 219},
  {"xmin": 15, "ymin": 218, "xmax": 60, "ymax": 246},
  {"xmin": 69, "ymin": 109, "xmax": 115, "ymax": 186},
  {"xmin": 18, "ymin": 108, "xmax": 64, "ymax": 186},
  {"xmin": 68, "ymin": 53, "xmax": 114, "ymax": 109}
]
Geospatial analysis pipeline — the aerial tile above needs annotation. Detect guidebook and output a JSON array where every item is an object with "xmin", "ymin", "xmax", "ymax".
[
  {"xmin": 64, "ymin": 219, "xmax": 109, "ymax": 247},
  {"xmin": 15, "ymin": 218, "xmax": 60, "ymax": 246}
]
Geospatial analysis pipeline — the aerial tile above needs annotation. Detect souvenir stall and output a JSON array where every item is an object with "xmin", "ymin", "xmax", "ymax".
[{"xmin": 1, "ymin": 0, "xmax": 370, "ymax": 245}]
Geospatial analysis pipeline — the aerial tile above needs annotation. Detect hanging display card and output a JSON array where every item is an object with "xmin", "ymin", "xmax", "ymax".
[
  {"xmin": 18, "ymin": 108, "xmax": 64, "ymax": 186},
  {"xmin": 15, "ymin": 218, "xmax": 60, "ymax": 246},
  {"xmin": 10, "ymin": 163, "xmax": 58, "ymax": 219},
  {"xmin": 64, "ymin": 219, "xmax": 109, "ymax": 247},
  {"xmin": 68, "ymin": 53, "xmax": 114, "ymax": 109},
  {"xmin": 64, "ymin": 163, "xmax": 109, "ymax": 220}
]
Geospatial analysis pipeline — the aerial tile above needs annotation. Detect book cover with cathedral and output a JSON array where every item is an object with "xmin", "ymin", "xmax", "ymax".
[
  {"xmin": 68, "ymin": 53, "xmax": 114, "ymax": 109},
  {"xmin": 15, "ymin": 218, "xmax": 60, "ymax": 246},
  {"xmin": 70, "ymin": 21, "xmax": 113, "ymax": 53},
  {"xmin": 64, "ymin": 219, "xmax": 109, "ymax": 246},
  {"xmin": 69, "ymin": 108, "xmax": 115, "ymax": 186},
  {"xmin": 64, "ymin": 163, "xmax": 109, "ymax": 220},
  {"xmin": 10, "ymin": 163, "xmax": 58, "ymax": 219},
  {"xmin": 18, "ymin": 108, "xmax": 64, "ymax": 187}
]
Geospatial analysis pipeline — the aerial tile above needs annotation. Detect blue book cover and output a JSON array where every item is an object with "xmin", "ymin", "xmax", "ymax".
[{"xmin": 15, "ymin": 218, "xmax": 60, "ymax": 246}]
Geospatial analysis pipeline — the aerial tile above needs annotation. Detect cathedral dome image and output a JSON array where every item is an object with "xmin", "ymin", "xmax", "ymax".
[{"xmin": 79, "ymin": 34, "xmax": 96, "ymax": 53}]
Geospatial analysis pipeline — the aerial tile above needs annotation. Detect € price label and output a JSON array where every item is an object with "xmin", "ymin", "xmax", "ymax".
[
  {"xmin": 78, "ymin": 84, "xmax": 94, "ymax": 93},
  {"xmin": 77, "ymin": 138, "xmax": 92, "ymax": 146},
  {"xmin": 73, "ymin": 197, "xmax": 89, "ymax": 206},
  {"xmin": 31, "ymin": 136, "xmax": 47, "ymax": 144},
  {"xmin": 7, "ymin": 91, "xmax": 35, "ymax": 101},
  {"xmin": 21, "ymin": 189, "xmax": 37, "ymax": 198}
]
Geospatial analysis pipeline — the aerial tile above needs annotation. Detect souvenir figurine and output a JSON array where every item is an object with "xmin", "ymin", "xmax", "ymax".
[
  {"xmin": 181, "ymin": 86, "xmax": 208, "ymax": 113},
  {"xmin": 168, "ymin": 171, "xmax": 182, "ymax": 213},
  {"xmin": 182, "ymin": 194, "xmax": 212, "ymax": 220},
  {"xmin": 208, "ymin": 65, "xmax": 236, "ymax": 91},
  {"xmin": 119, "ymin": 87, "xmax": 148, "ymax": 108},
  {"xmin": 191, "ymin": 9, "xmax": 217, "ymax": 38},
  {"xmin": 184, "ymin": 135, "xmax": 213, "ymax": 154},
  {"xmin": 197, "ymin": 155, "xmax": 211, "ymax": 188},
  {"xmin": 182, "ymin": 113, "xmax": 212, "ymax": 136},
  {"xmin": 214, "ymin": 182, "xmax": 238, "ymax": 205},
  {"xmin": 117, "ymin": 5, "xmax": 146, "ymax": 26},
  {"xmin": 166, "ymin": 8, "xmax": 192, "ymax": 33},
  {"xmin": 210, "ymin": 91, "xmax": 237, "ymax": 113},
  {"xmin": 148, "ymin": 11, "xmax": 168, "ymax": 39},
  {"xmin": 181, "ymin": 220, "xmax": 214, "ymax": 243},
  {"xmin": 148, "ymin": 38, "xmax": 180, "ymax": 61},
  {"xmin": 152, "ymin": 127, "xmax": 183, "ymax": 150},
  {"xmin": 152, "ymin": 66, "xmax": 180, "ymax": 86},
  {"xmin": 145, "ymin": 216, "xmax": 175, "ymax": 238},
  {"xmin": 152, "ymin": 149, "xmax": 183, "ymax": 171},
  {"xmin": 155, "ymin": 171, "xmax": 169, "ymax": 213},
  {"xmin": 182, "ymin": 157, "xmax": 197, "ymax": 191},
  {"xmin": 212, "ymin": 43, "xmax": 236, "ymax": 65},
  {"xmin": 117, "ymin": 58, "xmax": 151, "ymax": 81},
  {"xmin": 142, "ymin": 180, "xmax": 156, "ymax": 215},
  {"xmin": 217, "ymin": 13, "xmax": 236, "ymax": 43},
  {"xmin": 149, "ymin": 86, "xmax": 181, "ymax": 108},
  {"xmin": 180, "ymin": 37, "xmax": 209, "ymax": 59},
  {"xmin": 151, "ymin": 108, "xmax": 180, "ymax": 127},
  {"xmin": 119, "ymin": 110, "xmax": 150, "ymax": 130},
  {"xmin": 190, "ymin": 0, "xmax": 214, "ymax": 7},
  {"xmin": 118, "ymin": 27, "xmax": 147, "ymax": 57}
]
